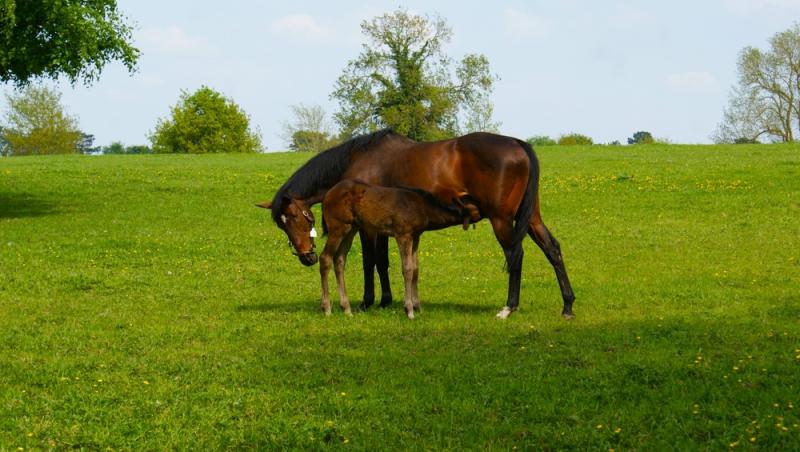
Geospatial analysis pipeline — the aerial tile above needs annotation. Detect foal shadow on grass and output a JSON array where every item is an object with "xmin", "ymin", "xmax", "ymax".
[
  {"xmin": 0, "ymin": 192, "xmax": 59, "ymax": 219},
  {"xmin": 235, "ymin": 298, "xmax": 497, "ymax": 315}
]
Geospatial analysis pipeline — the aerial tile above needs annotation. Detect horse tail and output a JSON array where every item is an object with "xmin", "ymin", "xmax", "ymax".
[{"xmin": 511, "ymin": 139, "xmax": 539, "ymax": 248}]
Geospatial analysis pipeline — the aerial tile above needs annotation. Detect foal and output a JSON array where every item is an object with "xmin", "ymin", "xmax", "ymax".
[{"xmin": 320, "ymin": 179, "xmax": 465, "ymax": 319}]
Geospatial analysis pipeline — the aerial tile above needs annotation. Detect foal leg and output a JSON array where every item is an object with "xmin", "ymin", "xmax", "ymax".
[
  {"xmin": 411, "ymin": 235, "xmax": 421, "ymax": 311},
  {"xmin": 529, "ymin": 216, "xmax": 575, "ymax": 319},
  {"xmin": 396, "ymin": 235, "xmax": 416, "ymax": 319},
  {"xmin": 334, "ymin": 229, "xmax": 358, "ymax": 316},
  {"xmin": 319, "ymin": 243, "xmax": 337, "ymax": 316},
  {"xmin": 358, "ymin": 230, "xmax": 377, "ymax": 310},
  {"xmin": 375, "ymin": 234, "xmax": 394, "ymax": 308},
  {"xmin": 490, "ymin": 217, "xmax": 524, "ymax": 320}
]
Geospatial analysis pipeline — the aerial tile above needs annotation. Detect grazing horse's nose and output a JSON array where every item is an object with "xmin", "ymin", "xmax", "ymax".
[{"xmin": 299, "ymin": 252, "xmax": 318, "ymax": 266}]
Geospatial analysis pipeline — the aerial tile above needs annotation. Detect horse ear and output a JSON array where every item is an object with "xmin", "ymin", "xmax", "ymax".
[{"xmin": 255, "ymin": 201, "xmax": 272, "ymax": 209}]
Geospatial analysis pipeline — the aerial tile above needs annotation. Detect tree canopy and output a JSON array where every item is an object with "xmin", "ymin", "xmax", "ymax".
[
  {"xmin": 713, "ymin": 23, "xmax": 800, "ymax": 143},
  {"xmin": 149, "ymin": 86, "xmax": 263, "ymax": 154},
  {"xmin": 628, "ymin": 131, "xmax": 654, "ymax": 145},
  {"xmin": 331, "ymin": 9, "xmax": 498, "ymax": 141},
  {"xmin": 0, "ymin": 0, "xmax": 139, "ymax": 86},
  {"xmin": 1, "ymin": 84, "xmax": 82, "ymax": 155}
]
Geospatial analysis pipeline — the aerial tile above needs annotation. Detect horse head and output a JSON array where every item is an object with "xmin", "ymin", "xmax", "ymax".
[{"xmin": 257, "ymin": 196, "xmax": 318, "ymax": 266}]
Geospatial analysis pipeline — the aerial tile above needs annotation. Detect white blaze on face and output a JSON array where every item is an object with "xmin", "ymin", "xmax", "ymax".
[
  {"xmin": 310, "ymin": 227, "xmax": 317, "ymax": 238},
  {"xmin": 281, "ymin": 215, "xmax": 287, "ymax": 224}
]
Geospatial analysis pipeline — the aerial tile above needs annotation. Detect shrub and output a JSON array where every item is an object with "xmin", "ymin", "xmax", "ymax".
[
  {"xmin": 149, "ymin": 86, "xmax": 263, "ymax": 153},
  {"xmin": 527, "ymin": 135, "xmax": 556, "ymax": 147},
  {"xmin": 102, "ymin": 142, "xmax": 152, "ymax": 154},
  {"xmin": 557, "ymin": 133, "xmax": 593, "ymax": 146},
  {"xmin": 289, "ymin": 130, "xmax": 338, "ymax": 152}
]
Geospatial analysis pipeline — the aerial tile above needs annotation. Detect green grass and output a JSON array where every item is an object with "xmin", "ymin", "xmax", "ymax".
[{"xmin": 1, "ymin": 144, "xmax": 799, "ymax": 449}]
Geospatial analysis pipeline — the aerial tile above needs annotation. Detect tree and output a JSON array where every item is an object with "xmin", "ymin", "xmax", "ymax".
[
  {"xmin": 282, "ymin": 103, "xmax": 338, "ymax": 152},
  {"xmin": 527, "ymin": 135, "xmax": 556, "ymax": 147},
  {"xmin": 149, "ymin": 86, "xmax": 263, "ymax": 154},
  {"xmin": 557, "ymin": 133, "xmax": 593, "ymax": 146},
  {"xmin": 331, "ymin": 9, "xmax": 498, "ymax": 141},
  {"xmin": 78, "ymin": 133, "xmax": 98, "ymax": 154},
  {"xmin": 2, "ymin": 84, "xmax": 81, "ymax": 155},
  {"xmin": 1, "ymin": 0, "xmax": 139, "ymax": 86},
  {"xmin": 125, "ymin": 144, "xmax": 152, "ymax": 154},
  {"xmin": 628, "ymin": 131, "xmax": 654, "ymax": 145},
  {"xmin": 713, "ymin": 23, "xmax": 800, "ymax": 143},
  {"xmin": 0, "ymin": 126, "xmax": 8, "ymax": 156}
]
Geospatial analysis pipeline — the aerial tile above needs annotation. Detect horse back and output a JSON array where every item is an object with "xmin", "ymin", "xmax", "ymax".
[{"xmin": 343, "ymin": 133, "xmax": 532, "ymax": 220}]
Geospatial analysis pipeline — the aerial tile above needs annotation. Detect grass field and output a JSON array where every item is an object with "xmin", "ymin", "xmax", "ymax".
[{"xmin": 1, "ymin": 144, "xmax": 799, "ymax": 449}]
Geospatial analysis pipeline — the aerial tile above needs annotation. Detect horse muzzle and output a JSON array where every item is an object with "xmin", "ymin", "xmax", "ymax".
[{"xmin": 299, "ymin": 251, "xmax": 318, "ymax": 266}]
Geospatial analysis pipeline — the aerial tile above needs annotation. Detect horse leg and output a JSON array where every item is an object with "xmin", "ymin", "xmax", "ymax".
[
  {"xmin": 490, "ymin": 217, "xmax": 524, "ymax": 319},
  {"xmin": 334, "ymin": 229, "xmax": 357, "ymax": 316},
  {"xmin": 358, "ymin": 230, "xmax": 376, "ymax": 310},
  {"xmin": 375, "ymin": 234, "xmax": 393, "ymax": 308},
  {"xmin": 529, "ymin": 216, "xmax": 575, "ymax": 319},
  {"xmin": 396, "ymin": 235, "xmax": 416, "ymax": 319}
]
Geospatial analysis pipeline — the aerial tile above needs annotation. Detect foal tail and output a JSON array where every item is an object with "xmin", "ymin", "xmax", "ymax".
[{"xmin": 511, "ymin": 139, "xmax": 539, "ymax": 249}]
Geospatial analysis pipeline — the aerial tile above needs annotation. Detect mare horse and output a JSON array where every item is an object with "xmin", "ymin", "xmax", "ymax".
[
  {"xmin": 258, "ymin": 130, "xmax": 575, "ymax": 319},
  {"xmin": 319, "ymin": 179, "xmax": 465, "ymax": 319}
]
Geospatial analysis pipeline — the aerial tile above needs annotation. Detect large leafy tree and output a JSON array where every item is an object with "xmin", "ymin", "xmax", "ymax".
[
  {"xmin": 713, "ymin": 23, "xmax": 800, "ymax": 143},
  {"xmin": 1, "ymin": 84, "xmax": 82, "ymax": 155},
  {"xmin": 331, "ymin": 10, "xmax": 498, "ymax": 141},
  {"xmin": 149, "ymin": 86, "xmax": 263, "ymax": 154},
  {"xmin": 0, "ymin": 0, "xmax": 139, "ymax": 86}
]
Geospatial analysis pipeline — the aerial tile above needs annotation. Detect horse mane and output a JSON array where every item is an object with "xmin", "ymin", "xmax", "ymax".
[{"xmin": 270, "ymin": 129, "xmax": 396, "ymax": 226}]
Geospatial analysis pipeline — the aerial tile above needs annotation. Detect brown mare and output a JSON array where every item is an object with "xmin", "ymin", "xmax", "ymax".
[
  {"xmin": 319, "ymin": 179, "xmax": 465, "ymax": 319},
  {"xmin": 258, "ymin": 130, "xmax": 575, "ymax": 319}
]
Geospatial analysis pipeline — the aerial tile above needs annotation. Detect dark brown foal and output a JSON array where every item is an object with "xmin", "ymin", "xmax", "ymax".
[{"xmin": 320, "ymin": 180, "xmax": 463, "ymax": 318}]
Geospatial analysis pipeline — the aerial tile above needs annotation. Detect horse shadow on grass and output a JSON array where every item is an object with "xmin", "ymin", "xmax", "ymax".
[{"xmin": 0, "ymin": 192, "xmax": 59, "ymax": 219}]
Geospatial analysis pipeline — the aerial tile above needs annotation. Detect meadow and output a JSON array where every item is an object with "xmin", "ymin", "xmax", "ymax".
[{"xmin": 1, "ymin": 144, "xmax": 798, "ymax": 449}]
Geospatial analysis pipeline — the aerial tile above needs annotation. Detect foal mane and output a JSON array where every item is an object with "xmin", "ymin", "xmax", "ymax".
[{"xmin": 270, "ymin": 129, "xmax": 396, "ymax": 226}]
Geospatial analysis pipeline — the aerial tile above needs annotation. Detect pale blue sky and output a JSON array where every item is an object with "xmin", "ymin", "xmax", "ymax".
[{"xmin": 3, "ymin": 0, "xmax": 799, "ymax": 148}]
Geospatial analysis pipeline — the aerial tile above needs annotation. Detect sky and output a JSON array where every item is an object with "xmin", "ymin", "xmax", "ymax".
[{"xmin": 3, "ymin": 0, "xmax": 800, "ymax": 149}]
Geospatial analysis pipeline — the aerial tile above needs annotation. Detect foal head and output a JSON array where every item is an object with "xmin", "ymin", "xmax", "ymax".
[{"xmin": 257, "ymin": 197, "xmax": 318, "ymax": 266}]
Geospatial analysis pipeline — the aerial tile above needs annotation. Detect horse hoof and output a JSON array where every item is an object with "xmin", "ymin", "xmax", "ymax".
[
  {"xmin": 496, "ymin": 307, "xmax": 515, "ymax": 319},
  {"xmin": 562, "ymin": 312, "xmax": 575, "ymax": 320},
  {"xmin": 379, "ymin": 300, "xmax": 393, "ymax": 308},
  {"xmin": 358, "ymin": 301, "xmax": 373, "ymax": 311},
  {"xmin": 407, "ymin": 311, "xmax": 415, "ymax": 320},
  {"xmin": 323, "ymin": 310, "xmax": 332, "ymax": 317},
  {"xmin": 344, "ymin": 309, "xmax": 353, "ymax": 317}
]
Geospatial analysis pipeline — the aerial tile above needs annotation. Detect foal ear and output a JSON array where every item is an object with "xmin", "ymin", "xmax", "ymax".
[{"xmin": 255, "ymin": 201, "xmax": 272, "ymax": 209}]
